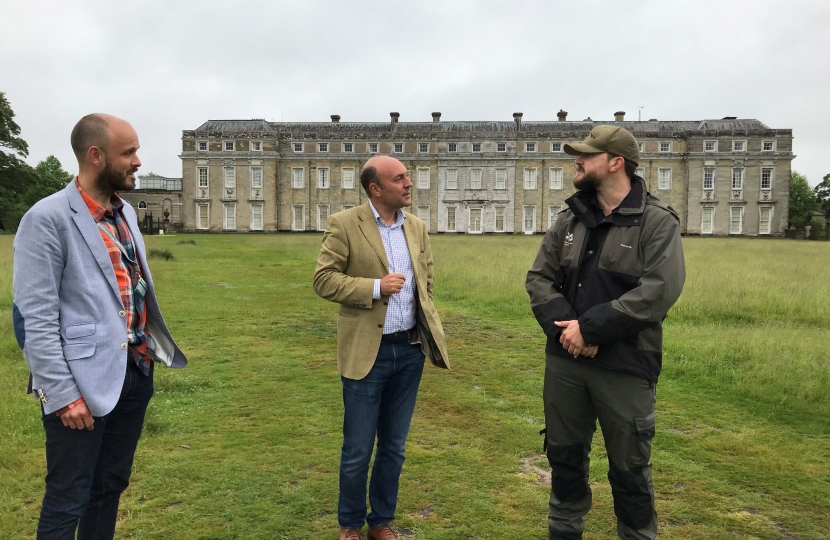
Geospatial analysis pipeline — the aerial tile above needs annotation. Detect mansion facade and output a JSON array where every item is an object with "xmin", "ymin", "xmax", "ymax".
[{"xmin": 179, "ymin": 112, "xmax": 793, "ymax": 236}]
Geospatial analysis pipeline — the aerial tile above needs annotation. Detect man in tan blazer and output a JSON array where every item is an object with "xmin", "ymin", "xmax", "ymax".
[{"xmin": 314, "ymin": 155, "xmax": 449, "ymax": 540}]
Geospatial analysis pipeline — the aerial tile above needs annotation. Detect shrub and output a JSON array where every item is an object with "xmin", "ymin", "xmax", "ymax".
[{"xmin": 148, "ymin": 248, "xmax": 175, "ymax": 261}]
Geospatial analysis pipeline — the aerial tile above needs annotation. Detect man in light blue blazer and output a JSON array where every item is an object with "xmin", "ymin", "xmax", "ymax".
[{"xmin": 13, "ymin": 113, "xmax": 186, "ymax": 540}]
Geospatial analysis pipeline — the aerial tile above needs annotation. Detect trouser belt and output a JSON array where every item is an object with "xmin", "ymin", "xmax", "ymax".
[{"xmin": 381, "ymin": 327, "xmax": 415, "ymax": 343}]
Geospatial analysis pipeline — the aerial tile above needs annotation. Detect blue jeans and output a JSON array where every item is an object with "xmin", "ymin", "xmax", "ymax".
[
  {"xmin": 338, "ymin": 342, "xmax": 425, "ymax": 529},
  {"xmin": 37, "ymin": 361, "xmax": 154, "ymax": 540}
]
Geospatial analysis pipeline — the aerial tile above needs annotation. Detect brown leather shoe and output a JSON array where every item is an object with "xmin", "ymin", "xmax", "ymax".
[
  {"xmin": 339, "ymin": 527, "xmax": 363, "ymax": 540},
  {"xmin": 368, "ymin": 524, "xmax": 398, "ymax": 540}
]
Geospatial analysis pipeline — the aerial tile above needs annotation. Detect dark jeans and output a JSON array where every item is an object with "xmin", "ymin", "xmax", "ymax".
[
  {"xmin": 38, "ymin": 361, "xmax": 154, "ymax": 540},
  {"xmin": 338, "ymin": 342, "xmax": 425, "ymax": 529}
]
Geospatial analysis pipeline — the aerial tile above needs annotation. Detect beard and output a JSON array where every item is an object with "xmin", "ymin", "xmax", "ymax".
[
  {"xmin": 573, "ymin": 171, "xmax": 602, "ymax": 192},
  {"xmin": 95, "ymin": 160, "xmax": 135, "ymax": 194}
]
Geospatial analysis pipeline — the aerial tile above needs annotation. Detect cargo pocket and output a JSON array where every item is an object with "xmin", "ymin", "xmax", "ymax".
[{"xmin": 628, "ymin": 413, "xmax": 655, "ymax": 468}]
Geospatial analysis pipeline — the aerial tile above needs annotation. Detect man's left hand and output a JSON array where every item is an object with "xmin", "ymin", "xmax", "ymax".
[{"xmin": 554, "ymin": 320, "xmax": 587, "ymax": 357}]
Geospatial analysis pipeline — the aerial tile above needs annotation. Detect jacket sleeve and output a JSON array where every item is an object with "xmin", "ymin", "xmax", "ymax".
[
  {"xmin": 578, "ymin": 212, "xmax": 685, "ymax": 346},
  {"xmin": 312, "ymin": 213, "xmax": 376, "ymax": 308},
  {"xmin": 526, "ymin": 219, "xmax": 578, "ymax": 338},
  {"xmin": 13, "ymin": 208, "xmax": 83, "ymax": 412}
]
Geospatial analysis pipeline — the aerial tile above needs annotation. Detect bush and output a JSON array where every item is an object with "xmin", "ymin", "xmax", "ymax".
[
  {"xmin": 148, "ymin": 248, "xmax": 175, "ymax": 261},
  {"xmin": 176, "ymin": 239, "xmax": 197, "ymax": 245}
]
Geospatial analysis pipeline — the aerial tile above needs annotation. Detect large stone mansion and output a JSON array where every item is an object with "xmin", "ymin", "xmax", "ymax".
[{"xmin": 178, "ymin": 111, "xmax": 794, "ymax": 236}]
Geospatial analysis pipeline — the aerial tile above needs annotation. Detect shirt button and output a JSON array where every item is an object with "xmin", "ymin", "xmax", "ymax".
[
  {"xmin": 578, "ymin": 283, "xmax": 582, "ymax": 287},
  {"xmin": 120, "ymin": 343, "xmax": 128, "ymax": 350},
  {"xmin": 119, "ymin": 310, "xmax": 126, "ymax": 317},
  {"xmin": 588, "ymin": 250, "xmax": 593, "ymax": 255}
]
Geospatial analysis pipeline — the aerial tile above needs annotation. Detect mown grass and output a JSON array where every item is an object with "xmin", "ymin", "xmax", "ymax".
[{"xmin": 0, "ymin": 234, "xmax": 828, "ymax": 539}]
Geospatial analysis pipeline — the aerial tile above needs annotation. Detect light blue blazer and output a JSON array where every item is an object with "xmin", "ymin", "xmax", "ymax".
[{"xmin": 12, "ymin": 182, "xmax": 186, "ymax": 416}]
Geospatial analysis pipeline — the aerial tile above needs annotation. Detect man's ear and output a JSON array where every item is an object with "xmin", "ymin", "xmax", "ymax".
[
  {"xmin": 87, "ymin": 146, "xmax": 105, "ymax": 167},
  {"xmin": 609, "ymin": 155, "xmax": 624, "ymax": 174}
]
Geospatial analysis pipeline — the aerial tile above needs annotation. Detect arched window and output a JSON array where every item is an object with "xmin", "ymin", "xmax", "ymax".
[{"xmin": 138, "ymin": 201, "xmax": 147, "ymax": 209}]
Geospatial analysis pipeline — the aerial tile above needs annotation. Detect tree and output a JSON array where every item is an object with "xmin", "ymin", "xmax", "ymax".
[
  {"xmin": 788, "ymin": 171, "xmax": 818, "ymax": 229},
  {"xmin": 814, "ymin": 173, "xmax": 830, "ymax": 219},
  {"xmin": 0, "ymin": 91, "xmax": 37, "ymax": 231},
  {"xmin": 27, "ymin": 155, "xmax": 73, "ymax": 206}
]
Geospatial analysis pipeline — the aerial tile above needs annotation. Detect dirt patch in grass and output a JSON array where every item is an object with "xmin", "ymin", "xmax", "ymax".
[{"xmin": 520, "ymin": 454, "xmax": 551, "ymax": 486}]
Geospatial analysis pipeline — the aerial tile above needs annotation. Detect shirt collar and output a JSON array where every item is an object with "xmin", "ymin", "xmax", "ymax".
[
  {"xmin": 368, "ymin": 200, "xmax": 406, "ymax": 228},
  {"xmin": 75, "ymin": 178, "xmax": 125, "ymax": 221}
]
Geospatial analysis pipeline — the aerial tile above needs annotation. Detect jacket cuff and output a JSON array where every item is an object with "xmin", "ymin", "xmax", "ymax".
[
  {"xmin": 578, "ymin": 302, "xmax": 655, "ymax": 346},
  {"xmin": 532, "ymin": 297, "xmax": 578, "ymax": 338}
]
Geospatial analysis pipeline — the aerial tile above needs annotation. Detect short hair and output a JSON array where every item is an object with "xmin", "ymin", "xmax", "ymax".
[
  {"xmin": 608, "ymin": 153, "xmax": 638, "ymax": 179},
  {"xmin": 70, "ymin": 114, "xmax": 110, "ymax": 162},
  {"xmin": 360, "ymin": 165, "xmax": 383, "ymax": 196}
]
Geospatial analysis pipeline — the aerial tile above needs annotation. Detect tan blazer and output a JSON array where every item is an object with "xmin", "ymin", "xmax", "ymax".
[{"xmin": 313, "ymin": 202, "xmax": 450, "ymax": 380}]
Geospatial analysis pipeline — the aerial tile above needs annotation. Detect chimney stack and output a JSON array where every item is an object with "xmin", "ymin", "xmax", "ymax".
[
  {"xmin": 614, "ymin": 111, "xmax": 625, "ymax": 121},
  {"xmin": 557, "ymin": 109, "xmax": 568, "ymax": 122},
  {"xmin": 513, "ymin": 112, "xmax": 523, "ymax": 129},
  {"xmin": 330, "ymin": 115, "xmax": 341, "ymax": 123},
  {"xmin": 390, "ymin": 112, "xmax": 400, "ymax": 124},
  {"xmin": 432, "ymin": 112, "xmax": 441, "ymax": 122}
]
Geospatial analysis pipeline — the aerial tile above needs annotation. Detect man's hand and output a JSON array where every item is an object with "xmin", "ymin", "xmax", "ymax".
[
  {"xmin": 57, "ymin": 401, "xmax": 94, "ymax": 430},
  {"xmin": 380, "ymin": 273, "xmax": 406, "ymax": 296},
  {"xmin": 555, "ymin": 320, "xmax": 588, "ymax": 358},
  {"xmin": 582, "ymin": 345, "xmax": 599, "ymax": 358}
]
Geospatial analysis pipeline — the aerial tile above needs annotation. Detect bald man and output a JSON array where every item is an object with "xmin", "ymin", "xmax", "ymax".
[
  {"xmin": 12, "ymin": 114, "xmax": 186, "ymax": 539},
  {"xmin": 314, "ymin": 156, "xmax": 450, "ymax": 540}
]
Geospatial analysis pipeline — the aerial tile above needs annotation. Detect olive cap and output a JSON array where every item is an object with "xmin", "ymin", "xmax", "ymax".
[{"xmin": 563, "ymin": 125, "xmax": 640, "ymax": 166}]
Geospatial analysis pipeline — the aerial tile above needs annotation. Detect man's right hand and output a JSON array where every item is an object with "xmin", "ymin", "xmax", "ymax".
[
  {"xmin": 380, "ymin": 273, "xmax": 406, "ymax": 295},
  {"xmin": 58, "ymin": 402, "xmax": 94, "ymax": 430}
]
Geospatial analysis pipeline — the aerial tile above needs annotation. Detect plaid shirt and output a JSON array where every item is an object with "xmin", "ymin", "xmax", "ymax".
[
  {"xmin": 76, "ymin": 180, "xmax": 151, "ymax": 376},
  {"xmin": 369, "ymin": 201, "xmax": 416, "ymax": 333}
]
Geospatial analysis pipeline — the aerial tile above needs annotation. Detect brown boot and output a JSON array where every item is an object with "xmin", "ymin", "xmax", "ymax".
[
  {"xmin": 339, "ymin": 527, "xmax": 364, "ymax": 540},
  {"xmin": 368, "ymin": 524, "xmax": 398, "ymax": 540}
]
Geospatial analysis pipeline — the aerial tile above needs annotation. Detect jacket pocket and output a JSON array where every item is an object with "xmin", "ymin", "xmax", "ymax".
[
  {"xmin": 628, "ymin": 412, "xmax": 656, "ymax": 468},
  {"xmin": 65, "ymin": 323, "xmax": 96, "ymax": 339},
  {"xmin": 63, "ymin": 342, "xmax": 96, "ymax": 361}
]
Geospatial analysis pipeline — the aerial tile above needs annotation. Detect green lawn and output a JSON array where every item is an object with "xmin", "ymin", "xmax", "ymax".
[{"xmin": 1, "ymin": 234, "xmax": 828, "ymax": 539}]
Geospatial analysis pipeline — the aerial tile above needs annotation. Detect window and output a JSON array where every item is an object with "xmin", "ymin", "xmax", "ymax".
[
  {"xmin": 223, "ymin": 203, "xmax": 236, "ymax": 230},
  {"xmin": 526, "ymin": 142, "xmax": 537, "ymax": 152},
  {"xmin": 343, "ymin": 142, "xmax": 354, "ymax": 153},
  {"xmin": 342, "ymin": 167, "xmax": 355, "ymax": 189},
  {"xmin": 318, "ymin": 142, "xmax": 328, "ymax": 153},
  {"xmin": 198, "ymin": 141, "xmax": 207, "ymax": 151},
  {"xmin": 523, "ymin": 206, "xmax": 536, "ymax": 234},
  {"xmin": 317, "ymin": 205, "xmax": 329, "ymax": 231},
  {"xmin": 448, "ymin": 142, "xmax": 457, "ymax": 153},
  {"xmin": 638, "ymin": 142, "xmax": 645, "ymax": 153},
  {"xmin": 317, "ymin": 168, "xmax": 330, "ymax": 189},
  {"xmin": 472, "ymin": 143, "xmax": 482, "ymax": 153},
  {"xmin": 549, "ymin": 205, "xmax": 563, "ymax": 228},
  {"xmin": 762, "ymin": 140, "xmax": 775, "ymax": 152},
  {"xmin": 223, "ymin": 167, "xmax": 236, "ymax": 190},
  {"xmin": 761, "ymin": 168, "xmax": 773, "ymax": 190},
  {"xmin": 732, "ymin": 168, "xmax": 744, "ymax": 190},
  {"xmin": 293, "ymin": 142, "xmax": 303, "ymax": 153},
  {"xmin": 393, "ymin": 143, "xmax": 403, "ymax": 153},
  {"xmin": 733, "ymin": 140, "xmax": 746, "ymax": 152},
  {"xmin": 292, "ymin": 167, "xmax": 304, "ymax": 189},
  {"xmin": 250, "ymin": 203, "xmax": 263, "ymax": 231},
  {"xmin": 497, "ymin": 142, "xmax": 506, "ymax": 152},
  {"xmin": 446, "ymin": 169, "xmax": 458, "ymax": 190},
  {"xmin": 419, "ymin": 143, "xmax": 429, "ymax": 153},
  {"xmin": 635, "ymin": 167, "xmax": 645, "ymax": 179},
  {"xmin": 549, "ymin": 167, "xmax": 564, "ymax": 190},
  {"xmin": 468, "ymin": 208, "xmax": 482, "ymax": 233},
  {"xmin": 703, "ymin": 168, "xmax": 715, "ymax": 190},
  {"xmin": 197, "ymin": 204, "xmax": 209, "ymax": 229},
  {"xmin": 704, "ymin": 140, "xmax": 717, "ymax": 152},
  {"xmin": 495, "ymin": 168, "xmax": 507, "ymax": 190},
  {"xmin": 250, "ymin": 167, "xmax": 262, "ymax": 188},
  {"xmin": 224, "ymin": 141, "xmax": 235, "ymax": 151},
  {"xmin": 659, "ymin": 142, "xmax": 671, "ymax": 153},
  {"xmin": 759, "ymin": 207, "xmax": 772, "ymax": 234},
  {"xmin": 417, "ymin": 168, "xmax": 430, "ymax": 189},
  {"xmin": 198, "ymin": 167, "xmax": 209, "ymax": 188},
  {"xmin": 470, "ymin": 168, "xmax": 482, "ymax": 189},
  {"xmin": 658, "ymin": 168, "xmax": 672, "ymax": 190},
  {"xmin": 730, "ymin": 206, "xmax": 743, "ymax": 234},
  {"xmin": 701, "ymin": 206, "xmax": 714, "ymax": 234},
  {"xmin": 138, "ymin": 201, "xmax": 147, "ymax": 209},
  {"xmin": 551, "ymin": 142, "xmax": 563, "ymax": 153},
  {"xmin": 494, "ymin": 206, "xmax": 505, "ymax": 232},
  {"xmin": 251, "ymin": 141, "xmax": 261, "ymax": 151},
  {"xmin": 524, "ymin": 168, "xmax": 537, "ymax": 190},
  {"xmin": 446, "ymin": 206, "xmax": 456, "ymax": 232},
  {"xmin": 292, "ymin": 205, "xmax": 304, "ymax": 231},
  {"xmin": 342, "ymin": 204, "xmax": 354, "ymax": 211},
  {"xmin": 369, "ymin": 143, "xmax": 379, "ymax": 153},
  {"xmin": 417, "ymin": 206, "xmax": 430, "ymax": 232}
]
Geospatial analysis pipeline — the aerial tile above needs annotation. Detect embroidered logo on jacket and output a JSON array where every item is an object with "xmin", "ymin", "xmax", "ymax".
[{"xmin": 564, "ymin": 232, "xmax": 574, "ymax": 246}]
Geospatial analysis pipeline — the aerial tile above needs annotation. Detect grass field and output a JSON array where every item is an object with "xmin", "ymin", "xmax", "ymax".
[{"xmin": 1, "ymin": 233, "xmax": 828, "ymax": 539}]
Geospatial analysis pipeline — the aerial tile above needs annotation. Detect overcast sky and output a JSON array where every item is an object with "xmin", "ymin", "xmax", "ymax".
[{"xmin": 2, "ymin": 0, "xmax": 829, "ymax": 185}]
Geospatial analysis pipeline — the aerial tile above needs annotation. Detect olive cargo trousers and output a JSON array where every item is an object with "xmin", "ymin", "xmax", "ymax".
[{"xmin": 543, "ymin": 354, "xmax": 658, "ymax": 540}]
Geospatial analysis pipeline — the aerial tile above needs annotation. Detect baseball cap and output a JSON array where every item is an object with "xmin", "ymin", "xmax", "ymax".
[{"xmin": 563, "ymin": 125, "xmax": 640, "ymax": 166}]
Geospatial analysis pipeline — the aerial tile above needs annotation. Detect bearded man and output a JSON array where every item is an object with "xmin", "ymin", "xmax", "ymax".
[
  {"xmin": 12, "ymin": 113, "xmax": 187, "ymax": 539},
  {"xmin": 526, "ymin": 125, "xmax": 685, "ymax": 540}
]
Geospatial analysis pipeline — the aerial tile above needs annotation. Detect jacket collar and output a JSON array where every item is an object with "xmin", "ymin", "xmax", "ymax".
[{"xmin": 565, "ymin": 175, "xmax": 647, "ymax": 228}]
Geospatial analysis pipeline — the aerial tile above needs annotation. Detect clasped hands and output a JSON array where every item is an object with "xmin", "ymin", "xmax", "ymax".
[{"xmin": 554, "ymin": 320, "xmax": 598, "ymax": 358}]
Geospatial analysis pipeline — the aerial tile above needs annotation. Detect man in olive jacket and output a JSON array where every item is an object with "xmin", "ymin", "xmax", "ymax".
[
  {"xmin": 526, "ymin": 125, "xmax": 685, "ymax": 540},
  {"xmin": 314, "ymin": 155, "xmax": 449, "ymax": 540}
]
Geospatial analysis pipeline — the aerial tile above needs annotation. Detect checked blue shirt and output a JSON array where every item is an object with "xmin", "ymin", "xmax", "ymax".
[{"xmin": 369, "ymin": 201, "xmax": 416, "ymax": 334}]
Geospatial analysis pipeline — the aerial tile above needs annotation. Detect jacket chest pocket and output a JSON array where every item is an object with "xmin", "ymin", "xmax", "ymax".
[{"xmin": 599, "ymin": 228, "xmax": 643, "ymax": 277}]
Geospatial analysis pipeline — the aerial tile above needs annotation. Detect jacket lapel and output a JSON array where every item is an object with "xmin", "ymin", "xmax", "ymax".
[
  {"xmin": 123, "ymin": 205, "xmax": 154, "ymax": 290},
  {"xmin": 66, "ymin": 183, "xmax": 124, "ymax": 307},
  {"xmin": 357, "ymin": 202, "xmax": 388, "ymax": 272},
  {"xmin": 402, "ymin": 218, "xmax": 421, "ymax": 278}
]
